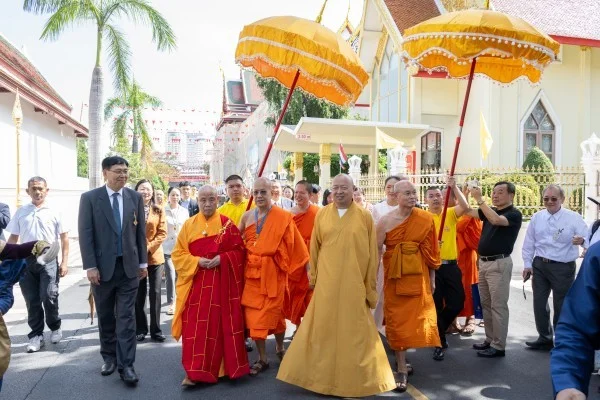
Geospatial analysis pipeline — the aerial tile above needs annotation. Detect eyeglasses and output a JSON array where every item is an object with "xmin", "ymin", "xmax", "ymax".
[
  {"xmin": 109, "ymin": 169, "xmax": 128, "ymax": 176},
  {"xmin": 543, "ymin": 197, "xmax": 559, "ymax": 202}
]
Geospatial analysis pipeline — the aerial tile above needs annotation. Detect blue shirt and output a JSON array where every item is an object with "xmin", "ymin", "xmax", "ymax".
[{"xmin": 551, "ymin": 242, "xmax": 600, "ymax": 396}]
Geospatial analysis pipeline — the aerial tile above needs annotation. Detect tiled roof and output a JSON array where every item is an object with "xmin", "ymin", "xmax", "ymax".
[
  {"xmin": 492, "ymin": 0, "xmax": 600, "ymax": 41},
  {"xmin": 383, "ymin": 0, "xmax": 441, "ymax": 34},
  {"xmin": 0, "ymin": 34, "xmax": 71, "ymax": 111}
]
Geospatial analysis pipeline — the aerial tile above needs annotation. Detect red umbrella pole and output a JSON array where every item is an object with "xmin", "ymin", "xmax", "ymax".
[
  {"xmin": 246, "ymin": 69, "xmax": 301, "ymax": 210},
  {"xmin": 437, "ymin": 58, "xmax": 477, "ymax": 241}
]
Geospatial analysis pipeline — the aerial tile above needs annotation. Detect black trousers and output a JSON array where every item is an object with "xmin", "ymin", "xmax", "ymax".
[
  {"xmin": 135, "ymin": 264, "xmax": 164, "ymax": 336},
  {"xmin": 92, "ymin": 257, "xmax": 138, "ymax": 368},
  {"xmin": 532, "ymin": 257, "xmax": 576, "ymax": 342},
  {"xmin": 433, "ymin": 262, "xmax": 465, "ymax": 347},
  {"xmin": 20, "ymin": 257, "xmax": 61, "ymax": 339}
]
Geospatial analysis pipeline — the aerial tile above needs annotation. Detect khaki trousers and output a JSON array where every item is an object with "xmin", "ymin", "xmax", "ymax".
[
  {"xmin": 478, "ymin": 257, "xmax": 513, "ymax": 351},
  {"xmin": 0, "ymin": 313, "xmax": 10, "ymax": 377}
]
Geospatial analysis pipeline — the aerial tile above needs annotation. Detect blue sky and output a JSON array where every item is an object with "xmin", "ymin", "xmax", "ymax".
[{"xmin": 0, "ymin": 0, "xmax": 364, "ymax": 119}]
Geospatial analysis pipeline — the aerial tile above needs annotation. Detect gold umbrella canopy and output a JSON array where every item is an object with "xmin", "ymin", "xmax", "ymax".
[
  {"xmin": 235, "ymin": 15, "xmax": 369, "ymax": 107},
  {"xmin": 401, "ymin": 9, "xmax": 561, "ymax": 84}
]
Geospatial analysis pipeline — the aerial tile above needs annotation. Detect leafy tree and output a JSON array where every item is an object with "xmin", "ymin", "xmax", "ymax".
[
  {"xmin": 25, "ymin": 0, "xmax": 176, "ymax": 189},
  {"xmin": 105, "ymin": 80, "xmax": 161, "ymax": 167},
  {"xmin": 76, "ymin": 138, "xmax": 89, "ymax": 178}
]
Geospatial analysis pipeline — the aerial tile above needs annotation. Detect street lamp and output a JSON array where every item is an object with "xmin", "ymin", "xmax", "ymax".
[{"xmin": 12, "ymin": 90, "xmax": 23, "ymax": 208}]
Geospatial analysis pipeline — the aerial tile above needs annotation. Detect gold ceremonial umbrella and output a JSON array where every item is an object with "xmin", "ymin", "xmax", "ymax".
[
  {"xmin": 401, "ymin": 8, "xmax": 560, "ymax": 240},
  {"xmin": 235, "ymin": 15, "xmax": 368, "ymax": 204}
]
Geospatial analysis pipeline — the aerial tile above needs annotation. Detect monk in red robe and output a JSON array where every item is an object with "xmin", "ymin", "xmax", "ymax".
[
  {"xmin": 450, "ymin": 184, "xmax": 482, "ymax": 335},
  {"xmin": 171, "ymin": 186, "xmax": 249, "ymax": 386},
  {"xmin": 239, "ymin": 177, "xmax": 309, "ymax": 376},
  {"xmin": 284, "ymin": 180, "xmax": 318, "ymax": 327}
]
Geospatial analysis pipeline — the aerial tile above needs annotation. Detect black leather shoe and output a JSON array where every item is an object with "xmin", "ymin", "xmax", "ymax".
[
  {"xmin": 473, "ymin": 342, "xmax": 491, "ymax": 350},
  {"xmin": 120, "ymin": 366, "xmax": 139, "ymax": 385},
  {"xmin": 525, "ymin": 339, "xmax": 554, "ymax": 350},
  {"xmin": 151, "ymin": 334, "xmax": 166, "ymax": 342},
  {"xmin": 477, "ymin": 348, "xmax": 505, "ymax": 358},
  {"xmin": 432, "ymin": 347, "xmax": 445, "ymax": 361},
  {"xmin": 101, "ymin": 361, "xmax": 116, "ymax": 376},
  {"xmin": 136, "ymin": 334, "xmax": 146, "ymax": 342}
]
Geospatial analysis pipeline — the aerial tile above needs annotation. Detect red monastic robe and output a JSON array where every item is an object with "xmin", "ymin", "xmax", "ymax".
[{"xmin": 171, "ymin": 213, "xmax": 249, "ymax": 383}]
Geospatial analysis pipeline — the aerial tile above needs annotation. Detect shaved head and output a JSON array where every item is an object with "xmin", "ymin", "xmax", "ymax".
[
  {"xmin": 198, "ymin": 185, "xmax": 218, "ymax": 218},
  {"xmin": 394, "ymin": 180, "xmax": 418, "ymax": 210},
  {"xmin": 253, "ymin": 177, "xmax": 273, "ymax": 210},
  {"xmin": 331, "ymin": 174, "xmax": 355, "ymax": 209}
]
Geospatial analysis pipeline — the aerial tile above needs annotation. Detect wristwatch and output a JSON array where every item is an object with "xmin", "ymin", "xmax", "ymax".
[{"xmin": 477, "ymin": 199, "xmax": 485, "ymax": 206}]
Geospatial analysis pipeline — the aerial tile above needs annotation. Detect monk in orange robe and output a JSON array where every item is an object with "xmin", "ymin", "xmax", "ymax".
[
  {"xmin": 377, "ymin": 180, "xmax": 440, "ymax": 393},
  {"xmin": 452, "ymin": 186, "xmax": 482, "ymax": 335},
  {"xmin": 284, "ymin": 180, "xmax": 318, "ymax": 327},
  {"xmin": 171, "ymin": 186, "xmax": 249, "ymax": 386},
  {"xmin": 239, "ymin": 177, "xmax": 309, "ymax": 376}
]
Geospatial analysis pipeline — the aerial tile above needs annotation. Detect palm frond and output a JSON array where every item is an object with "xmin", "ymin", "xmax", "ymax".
[
  {"xmin": 23, "ymin": 0, "xmax": 66, "ymax": 14},
  {"xmin": 111, "ymin": 113, "xmax": 129, "ymax": 146},
  {"xmin": 139, "ymin": 93, "xmax": 162, "ymax": 108},
  {"xmin": 103, "ymin": 23, "xmax": 131, "ymax": 93},
  {"xmin": 39, "ymin": 1, "xmax": 92, "ymax": 41},
  {"xmin": 107, "ymin": 0, "xmax": 176, "ymax": 51},
  {"xmin": 104, "ymin": 95, "xmax": 126, "ymax": 121},
  {"xmin": 135, "ymin": 109, "xmax": 152, "ymax": 167}
]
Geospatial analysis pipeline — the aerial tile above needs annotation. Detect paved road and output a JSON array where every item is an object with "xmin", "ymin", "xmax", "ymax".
[{"xmin": 3, "ymin": 264, "xmax": 600, "ymax": 400}]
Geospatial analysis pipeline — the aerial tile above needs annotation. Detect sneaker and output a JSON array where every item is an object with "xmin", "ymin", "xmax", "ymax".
[
  {"xmin": 166, "ymin": 305, "xmax": 175, "ymax": 315},
  {"xmin": 27, "ymin": 335, "xmax": 45, "ymax": 353},
  {"xmin": 50, "ymin": 328, "xmax": 62, "ymax": 344}
]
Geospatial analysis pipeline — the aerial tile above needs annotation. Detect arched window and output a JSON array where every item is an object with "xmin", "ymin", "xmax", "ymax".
[
  {"xmin": 524, "ymin": 101, "xmax": 555, "ymax": 162},
  {"xmin": 376, "ymin": 38, "xmax": 407, "ymax": 123}
]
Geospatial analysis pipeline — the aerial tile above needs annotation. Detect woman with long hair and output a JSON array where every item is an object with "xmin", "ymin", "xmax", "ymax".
[
  {"xmin": 321, "ymin": 189, "xmax": 333, "ymax": 207},
  {"xmin": 163, "ymin": 187, "xmax": 189, "ymax": 315},
  {"xmin": 134, "ymin": 179, "xmax": 167, "ymax": 342}
]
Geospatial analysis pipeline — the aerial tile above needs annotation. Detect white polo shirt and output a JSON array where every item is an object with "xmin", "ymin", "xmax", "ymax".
[{"xmin": 6, "ymin": 202, "xmax": 68, "ymax": 243}]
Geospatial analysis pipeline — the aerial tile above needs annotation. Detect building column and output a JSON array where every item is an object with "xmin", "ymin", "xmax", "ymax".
[
  {"xmin": 319, "ymin": 143, "xmax": 331, "ymax": 191},
  {"xmin": 581, "ymin": 133, "xmax": 600, "ymax": 223},
  {"xmin": 293, "ymin": 152, "xmax": 304, "ymax": 184},
  {"xmin": 369, "ymin": 148, "xmax": 378, "ymax": 176}
]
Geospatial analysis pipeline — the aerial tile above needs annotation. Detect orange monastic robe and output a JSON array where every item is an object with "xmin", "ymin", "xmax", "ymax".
[
  {"xmin": 284, "ymin": 204, "xmax": 319, "ymax": 325},
  {"xmin": 383, "ymin": 207, "xmax": 441, "ymax": 350},
  {"xmin": 242, "ymin": 206, "xmax": 309, "ymax": 340},
  {"xmin": 457, "ymin": 216, "xmax": 482, "ymax": 317}
]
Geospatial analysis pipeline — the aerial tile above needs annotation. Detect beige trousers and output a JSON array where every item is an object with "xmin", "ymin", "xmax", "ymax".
[
  {"xmin": 0, "ymin": 313, "xmax": 10, "ymax": 377},
  {"xmin": 478, "ymin": 257, "xmax": 513, "ymax": 351}
]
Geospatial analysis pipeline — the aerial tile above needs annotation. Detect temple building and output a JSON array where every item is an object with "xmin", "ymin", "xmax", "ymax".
[{"xmin": 0, "ymin": 33, "xmax": 88, "ymax": 231}]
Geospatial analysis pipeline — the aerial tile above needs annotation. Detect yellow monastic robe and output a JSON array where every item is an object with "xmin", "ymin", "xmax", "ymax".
[
  {"xmin": 277, "ymin": 203, "xmax": 396, "ymax": 398},
  {"xmin": 218, "ymin": 199, "xmax": 254, "ymax": 226}
]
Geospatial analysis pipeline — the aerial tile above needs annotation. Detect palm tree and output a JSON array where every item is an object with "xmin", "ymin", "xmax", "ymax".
[
  {"xmin": 24, "ymin": 0, "xmax": 176, "ymax": 189},
  {"xmin": 105, "ymin": 80, "xmax": 161, "ymax": 166}
]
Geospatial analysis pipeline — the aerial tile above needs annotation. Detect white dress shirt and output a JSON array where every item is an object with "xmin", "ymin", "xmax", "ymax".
[
  {"xmin": 163, "ymin": 204, "xmax": 190, "ymax": 255},
  {"xmin": 371, "ymin": 201, "xmax": 398, "ymax": 225},
  {"xmin": 6, "ymin": 202, "xmax": 67, "ymax": 243},
  {"xmin": 522, "ymin": 207, "xmax": 588, "ymax": 268}
]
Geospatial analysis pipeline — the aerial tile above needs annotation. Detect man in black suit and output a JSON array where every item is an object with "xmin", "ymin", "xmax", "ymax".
[
  {"xmin": 78, "ymin": 156, "xmax": 148, "ymax": 386},
  {"xmin": 178, "ymin": 181, "xmax": 199, "ymax": 216}
]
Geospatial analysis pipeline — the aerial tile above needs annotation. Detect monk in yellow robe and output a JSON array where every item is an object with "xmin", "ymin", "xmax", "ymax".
[
  {"xmin": 377, "ymin": 180, "xmax": 441, "ymax": 392},
  {"xmin": 278, "ymin": 174, "xmax": 396, "ymax": 397},
  {"xmin": 239, "ymin": 177, "xmax": 309, "ymax": 376},
  {"xmin": 284, "ymin": 180, "xmax": 318, "ymax": 327},
  {"xmin": 171, "ymin": 186, "xmax": 249, "ymax": 385},
  {"xmin": 218, "ymin": 174, "xmax": 254, "ymax": 225}
]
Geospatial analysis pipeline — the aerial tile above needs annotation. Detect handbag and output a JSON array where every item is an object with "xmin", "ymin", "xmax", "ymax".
[{"xmin": 472, "ymin": 283, "xmax": 484, "ymax": 319}]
